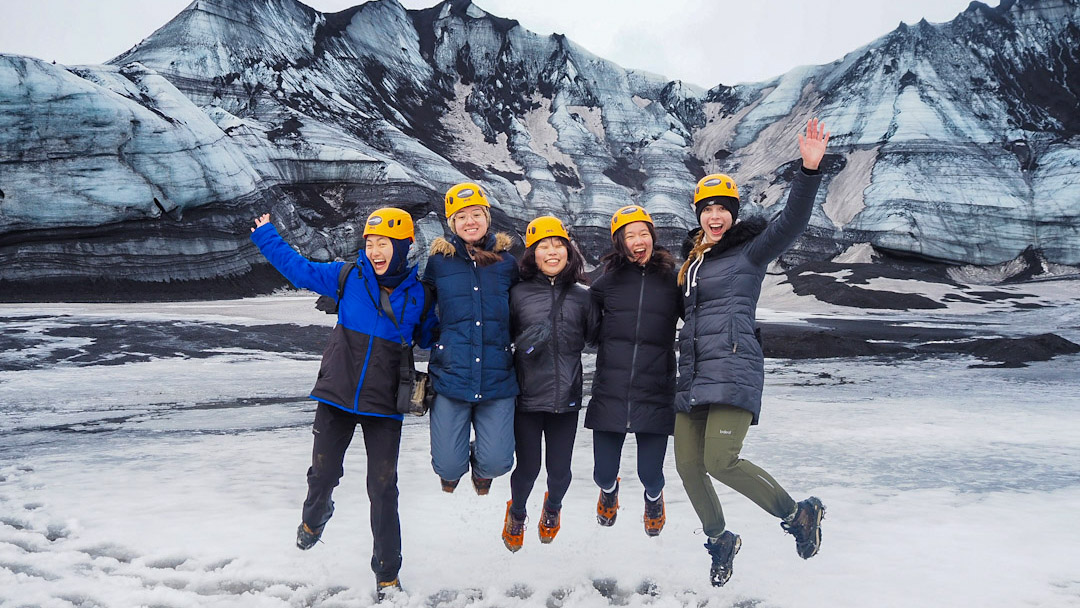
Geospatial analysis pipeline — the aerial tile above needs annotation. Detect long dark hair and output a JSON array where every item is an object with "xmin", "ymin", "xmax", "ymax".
[
  {"xmin": 601, "ymin": 223, "xmax": 676, "ymax": 273},
  {"xmin": 467, "ymin": 236, "xmax": 504, "ymax": 268},
  {"xmin": 520, "ymin": 236, "xmax": 589, "ymax": 284}
]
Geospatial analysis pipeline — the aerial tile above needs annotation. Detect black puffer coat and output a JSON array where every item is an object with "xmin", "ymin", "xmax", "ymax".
[
  {"xmin": 510, "ymin": 275, "xmax": 600, "ymax": 413},
  {"xmin": 676, "ymin": 168, "xmax": 822, "ymax": 424},
  {"xmin": 585, "ymin": 255, "xmax": 683, "ymax": 435}
]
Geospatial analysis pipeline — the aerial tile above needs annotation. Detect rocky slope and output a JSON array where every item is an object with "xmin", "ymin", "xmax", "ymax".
[{"xmin": 1, "ymin": 0, "xmax": 1077, "ymax": 300}]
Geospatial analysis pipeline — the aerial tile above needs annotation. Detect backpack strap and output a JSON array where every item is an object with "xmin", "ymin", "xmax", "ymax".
[
  {"xmin": 335, "ymin": 261, "xmax": 356, "ymax": 304},
  {"xmin": 315, "ymin": 261, "xmax": 357, "ymax": 314},
  {"xmin": 378, "ymin": 288, "xmax": 410, "ymax": 346},
  {"xmin": 551, "ymin": 281, "xmax": 570, "ymax": 323}
]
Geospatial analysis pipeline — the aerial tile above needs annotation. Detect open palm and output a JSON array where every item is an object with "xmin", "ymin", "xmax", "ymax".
[{"xmin": 798, "ymin": 118, "xmax": 830, "ymax": 171}]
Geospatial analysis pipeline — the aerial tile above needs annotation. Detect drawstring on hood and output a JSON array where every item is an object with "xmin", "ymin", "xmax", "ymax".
[
  {"xmin": 682, "ymin": 246, "xmax": 711, "ymax": 297},
  {"xmin": 678, "ymin": 229, "xmax": 712, "ymax": 292}
]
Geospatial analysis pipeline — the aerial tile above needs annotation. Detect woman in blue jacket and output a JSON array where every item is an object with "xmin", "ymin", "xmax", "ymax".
[
  {"xmin": 250, "ymin": 207, "xmax": 435, "ymax": 600},
  {"xmin": 424, "ymin": 182, "xmax": 519, "ymax": 495},
  {"xmin": 675, "ymin": 119, "xmax": 829, "ymax": 587}
]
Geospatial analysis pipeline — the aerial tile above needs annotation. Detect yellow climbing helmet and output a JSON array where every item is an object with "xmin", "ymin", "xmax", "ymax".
[
  {"xmin": 610, "ymin": 205, "xmax": 653, "ymax": 237},
  {"xmin": 693, "ymin": 174, "xmax": 739, "ymax": 206},
  {"xmin": 363, "ymin": 207, "xmax": 415, "ymax": 242},
  {"xmin": 524, "ymin": 215, "xmax": 570, "ymax": 248},
  {"xmin": 444, "ymin": 182, "xmax": 490, "ymax": 218}
]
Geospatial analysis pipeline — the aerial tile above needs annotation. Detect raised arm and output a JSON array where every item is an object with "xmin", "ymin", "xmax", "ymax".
[
  {"xmin": 249, "ymin": 214, "xmax": 342, "ymax": 297},
  {"xmin": 744, "ymin": 119, "xmax": 829, "ymax": 266}
]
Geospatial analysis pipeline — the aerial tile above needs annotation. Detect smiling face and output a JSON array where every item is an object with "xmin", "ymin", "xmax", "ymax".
[
  {"xmin": 534, "ymin": 236, "xmax": 568, "ymax": 278},
  {"xmin": 451, "ymin": 205, "xmax": 490, "ymax": 245},
  {"xmin": 621, "ymin": 221, "xmax": 654, "ymax": 265},
  {"xmin": 365, "ymin": 235, "xmax": 395, "ymax": 275},
  {"xmin": 699, "ymin": 204, "xmax": 734, "ymax": 243}
]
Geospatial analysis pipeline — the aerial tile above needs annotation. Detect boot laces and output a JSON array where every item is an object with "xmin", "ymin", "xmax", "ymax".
[
  {"xmin": 644, "ymin": 497, "xmax": 663, "ymax": 519},
  {"xmin": 540, "ymin": 508, "xmax": 559, "ymax": 529},
  {"xmin": 507, "ymin": 511, "xmax": 526, "ymax": 535},
  {"xmin": 782, "ymin": 504, "xmax": 811, "ymax": 540}
]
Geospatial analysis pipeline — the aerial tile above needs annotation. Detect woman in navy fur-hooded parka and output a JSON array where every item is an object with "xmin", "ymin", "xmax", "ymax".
[{"xmin": 423, "ymin": 182, "xmax": 520, "ymax": 495}]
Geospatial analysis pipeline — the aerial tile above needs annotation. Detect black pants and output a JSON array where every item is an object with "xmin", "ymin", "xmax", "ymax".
[
  {"xmin": 592, "ymin": 430, "xmax": 669, "ymax": 498},
  {"xmin": 509, "ymin": 410, "xmax": 579, "ymax": 515},
  {"xmin": 302, "ymin": 403, "xmax": 402, "ymax": 583}
]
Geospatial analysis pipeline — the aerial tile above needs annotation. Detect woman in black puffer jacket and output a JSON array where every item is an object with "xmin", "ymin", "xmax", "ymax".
[
  {"xmin": 585, "ymin": 205, "xmax": 683, "ymax": 537},
  {"xmin": 500, "ymin": 216, "xmax": 600, "ymax": 553}
]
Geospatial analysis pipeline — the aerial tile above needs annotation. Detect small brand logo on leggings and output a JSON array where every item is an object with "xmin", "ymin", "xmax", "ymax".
[{"xmin": 715, "ymin": 429, "xmax": 733, "ymax": 435}]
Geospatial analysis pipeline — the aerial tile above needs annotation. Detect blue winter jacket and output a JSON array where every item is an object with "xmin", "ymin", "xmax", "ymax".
[
  {"xmin": 423, "ymin": 232, "xmax": 519, "ymax": 402},
  {"xmin": 251, "ymin": 223, "xmax": 437, "ymax": 418}
]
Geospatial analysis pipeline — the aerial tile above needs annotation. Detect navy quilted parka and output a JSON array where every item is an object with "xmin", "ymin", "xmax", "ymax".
[{"xmin": 423, "ymin": 232, "xmax": 519, "ymax": 402}]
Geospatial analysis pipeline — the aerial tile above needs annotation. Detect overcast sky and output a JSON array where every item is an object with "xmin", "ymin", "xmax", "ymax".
[{"xmin": 1, "ymin": 0, "xmax": 990, "ymax": 86}]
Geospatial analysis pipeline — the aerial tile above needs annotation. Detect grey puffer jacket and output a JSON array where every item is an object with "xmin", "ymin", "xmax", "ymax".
[
  {"xmin": 676, "ymin": 168, "xmax": 822, "ymax": 423},
  {"xmin": 510, "ymin": 275, "xmax": 600, "ymax": 413}
]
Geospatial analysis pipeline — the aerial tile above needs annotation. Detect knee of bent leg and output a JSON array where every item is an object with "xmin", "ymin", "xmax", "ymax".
[
  {"xmin": 703, "ymin": 444, "xmax": 741, "ymax": 480},
  {"xmin": 310, "ymin": 452, "xmax": 344, "ymax": 482},
  {"xmin": 675, "ymin": 453, "xmax": 705, "ymax": 481},
  {"xmin": 486, "ymin": 451, "xmax": 515, "ymax": 478}
]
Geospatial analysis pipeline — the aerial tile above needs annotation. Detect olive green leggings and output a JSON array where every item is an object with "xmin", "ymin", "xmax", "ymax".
[{"xmin": 674, "ymin": 404, "xmax": 797, "ymax": 538}]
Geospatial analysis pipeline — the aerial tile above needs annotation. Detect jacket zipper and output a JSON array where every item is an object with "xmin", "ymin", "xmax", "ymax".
[
  {"xmin": 549, "ymin": 277, "xmax": 561, "ymax": 413},
  {"xmin": 625, "ymin": 267, "xmax": 646, "ymax": 430}
]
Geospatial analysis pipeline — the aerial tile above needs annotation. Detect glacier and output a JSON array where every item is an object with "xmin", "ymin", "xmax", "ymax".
[{"xmin": 1, "ymin": 0, "xmax": 1078, "ymax": 300}]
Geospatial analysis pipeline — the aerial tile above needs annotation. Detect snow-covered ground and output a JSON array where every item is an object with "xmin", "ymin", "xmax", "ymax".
[{"xmin": 2, "ymin": 291, "xmax": 1079, "ymax": 607}]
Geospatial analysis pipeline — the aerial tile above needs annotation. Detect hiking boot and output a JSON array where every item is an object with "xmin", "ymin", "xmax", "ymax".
[
  {"xmin": 781, "ymin": 496, "xmax": 825, "ymax": 559},
  {"xmin": 440, "ymin": 477, "xmax": 459, "ymax": 493},
  {"xmin": 296, "ymin": 522, "xmax": 323, "ymax": 550},
  {"xmin": 705, "ymin": 530, "xmax": 742, "ymax": 587},
  {"xmin": 376, "ymin": 577, "xmax": 402, "ymax": 601},
  {"xmin": 537, "ymin": 492, "xmax": 561, "ymax": 544},
  {"xmin": 502, "ymin": 500, "xmax": 526, "ymax": 552},
  {"xmin": 471, "ymin": 470, "xmax": 492, "ymax": 495},
  {"xmin": 643, "ymin": 491, "xmax": 665, "ymax": 537},
  {"xmin": 596, "ymin": 479, "xmax": 619, "ymax": 526}
]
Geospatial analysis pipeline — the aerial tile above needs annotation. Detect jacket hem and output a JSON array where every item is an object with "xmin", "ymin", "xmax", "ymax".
[{"xmin": 309, "ymin": 395, "xmax": 405, "ymax": 421}]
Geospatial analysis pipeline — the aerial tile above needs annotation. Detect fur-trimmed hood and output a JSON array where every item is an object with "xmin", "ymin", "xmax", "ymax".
[
  {"xmin": 678, "ymin": 217, "xmax": 767, "ymax": 286},
  {"xmin": 429, "ymin": 232, "xmax": 514, "ymax": 257}
]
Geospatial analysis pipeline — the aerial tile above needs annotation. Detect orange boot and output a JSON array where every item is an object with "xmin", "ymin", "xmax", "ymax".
[
  {"xmin": 643, "ymin": 491, "xmax": 665, "ymax": 537},
  {"xmin": 537, "ymin": 492, "xmax": 561, "ymax": 544},
  {"xmin": 596, "ymin": 479, "xmax": 619, "ymax": 526},
  {"xmin": 502, "ymin": 500, "xmax": 526, "ymax": 552}
]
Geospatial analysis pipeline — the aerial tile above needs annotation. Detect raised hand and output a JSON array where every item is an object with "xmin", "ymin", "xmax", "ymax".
[
  {"xmin": 798, "ymin": 118, "xmax": 830, "ymax": 171},
  {"xmin": 251, "ymin": 213, "xmax": 270, "ymax": 233}
]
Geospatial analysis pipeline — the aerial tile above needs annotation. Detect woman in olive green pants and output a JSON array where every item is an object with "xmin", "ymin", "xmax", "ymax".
[
  {"xmin": 674, "ymin": 405, "xmax": 797, "ymax": 535},
  {"xmin": 674, "ymin": 119, "xmax": 829, "ymax": 587}
]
